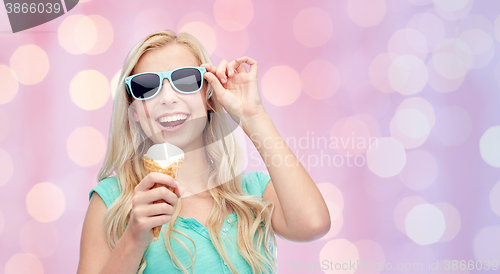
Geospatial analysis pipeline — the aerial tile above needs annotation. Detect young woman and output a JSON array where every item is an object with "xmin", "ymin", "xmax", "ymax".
[{"xmin": 78, "ymin": 30, "xmax": 330, "ymax": 274}]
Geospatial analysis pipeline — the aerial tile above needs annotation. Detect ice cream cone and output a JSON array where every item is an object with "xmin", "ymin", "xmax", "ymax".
[
  {"xmin": 142, "ymin": 141, "xmax": 184, "ymax": 242},
  {"xmin": 144, "ymin": 156, "xmax": 184, "ymax": 242}
]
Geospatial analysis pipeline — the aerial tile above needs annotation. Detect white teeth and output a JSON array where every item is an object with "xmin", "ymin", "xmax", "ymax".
[{"xmin": 158, "ymin": 114, "xmax": 188, "ymax": 123}]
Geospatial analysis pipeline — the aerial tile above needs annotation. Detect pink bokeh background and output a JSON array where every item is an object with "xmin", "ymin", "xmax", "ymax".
[{"xmin": 1, "ymin": 0, "xmax": 500, "ymax": 273}]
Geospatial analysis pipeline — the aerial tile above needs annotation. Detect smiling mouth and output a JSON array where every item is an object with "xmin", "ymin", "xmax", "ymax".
[{"xmin": 157, "ymin": 114, "xmax": 189, "ymax": 129}]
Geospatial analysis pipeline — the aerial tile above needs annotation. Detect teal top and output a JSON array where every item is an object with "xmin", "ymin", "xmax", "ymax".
[{"xmin": 89, "ymin": 171, "xmax": 274, "ymax": 274}]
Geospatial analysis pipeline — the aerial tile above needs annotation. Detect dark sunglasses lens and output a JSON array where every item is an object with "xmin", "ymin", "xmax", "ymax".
[
  {"xmin": 171, "ymin": 68, "xmax": 202, "ymax": 93},
  {"xmin": 130, "ymin": 74, "xmax": 160, "ymax": 99}
]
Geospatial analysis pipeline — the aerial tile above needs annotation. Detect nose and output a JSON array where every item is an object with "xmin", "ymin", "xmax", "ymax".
[{"xmin": 158, "ymin": 78, "xmax": 179, "ymax": 104}]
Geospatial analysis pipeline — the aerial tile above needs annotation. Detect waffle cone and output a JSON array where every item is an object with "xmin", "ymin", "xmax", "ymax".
[{"xmin": 143, "ymin": 156, "xmax": 184, "ymax": 242}]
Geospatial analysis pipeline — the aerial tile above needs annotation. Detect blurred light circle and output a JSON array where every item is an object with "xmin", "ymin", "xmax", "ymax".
[
  {"xmin": 388, "ymin": 55, "xmax": 428, "ymax": 95},
  {"xmin": 390, "ymin": 97, "xmax": 435, "ymax": 148},
  {"xmin": 479, "ymin": 126, "xmax": 500, "ymax": 167},
  {"xmin": 301, "ymin": 60, "xmax": 339, "ymax": 99},
  {"xmin": 178, "ymin": 12, "xmax": 216, "ymax": 31},
  {"xmin": 434, "ymin": 202, "xmax": 461, "ymax": 242},
  {"xmin": 74, "ymin": 16, "xmax": 97, "ymax": 53},
  {"xmin": 458, "ymin": 29, "xmax": 494, "ymax": 69},
  {"xmin": 320, "ymin": 201, "xmax": 343, "ymax": 240},
  {"xmin": 347, "ymin": 0, "xmax": 387, "ymax": 28},
  {"xmin": 261, "ymin": 66, "xmax": 301, "ymax": 106},
  {"xmin": 434, "ymin": 106, "xmax": 472, "ymax": 146},
  {"xmin": 330, "ymin": 116, "xmax": 372, "ymax": 156},
  {"xmin": 0, "ymin": 65, "xmax": 18, "ymax": 104},
  {"xmin": 432, "ymin": 53, "xmax": 467, "ymax": 79},
  {"xmin": 10, "ymin": 44, "xmax": 49, "ymax": 85},
  {"xmin": 459, "ymin": 29, "xmax": 493, "ymax": 55},
  {"xmin": 0, "ymin": 108, "xmax": 10, "ymax": 142},
  {"xmin": 394, "ymin": 108, "xmax": 430, "ymax": 138},
  {"xmin": 406, "ymin": 13, "xmax": 445, "ymax": 49},
  {"xmin": 87, "ymin": 15, "xmax": 114, "ymax": 55},
  {"xmin": 59, "ymin": 15, "xmax": 90, "ymax": 54},
  {"xmin": 390, "ymin": 108, "xmax": 430, "ymax": 148},
  {"xmin": 70, "ymin": 70, "xmax": 110, "ymax": 110},
  {"xmin": 353, "ymin": 240, "xmax": 385, "ymax": 274},
  {"xmin": 427, "ymin": 59, "xmax": 465, "ymax": 93},
  {"xmin": 293, "ymin": 8, "xmax": 333, "ymax": 47},
  {"xmin": 388, "ymin": 28, "xmax": 428, "ymax": 61},
  {"xmin": 427, "ymin": 38, "xmax": 474, "ymax": 93},
  {"xmin": 26, "ymin": 182, "xmax": 66, "ymax": 223},
  {"xmin": 214, "ymin": 27, "xmax": 249, "ymax": 60},
  {"xmin": 320, "ymin": 239, "xmax": 359, "ymax": 274},
  {"xmin": 394, "ymin": 196, "xmax": 428, "ymax": 233},
  {"xmin": 179, "ymin": 22, "xmax": 217, "ymax": 55},
  {"xmin": 490, "ymin": 181, "xmax": 500, "ymax": 217},
  {"xmin": 468, "ymin": 46, "xmax": 494, "ymax": 69},
  {"xmin": 457, "ymin": 14, "xmax": 494, "ymax": 37},
  {"xmin": 0, "ymin": 209, "xmax": 4, "ymax": 235},
  {"xmin": 0, "ymin": 148, "xmax": 13, "ymax": 187},
  {"xmin": 434, "ymin": 0, "xmax": 472, "ymax": 21},
  {"xmin": 405, "ymin": 204, "xmax": 445, "ymax": 245},
  {"xmin": 317, "ymin": 183, "xmax": 344, "ymax": 211},
  {"xmin": 57, "ymin": 14, "xmax": 99, "ymax": 54},
  {"xmin": 366, "ymin": 137, "xmax": 406, "ymax": 178},
  {"xmin": 369, "ymin": 53, "xmax": 395, "ymax": 93},
  {"xmin": 473, "ymin": 226, "xmax": 500, "ymax": 261},
  {"xmin": 67, "ymin": 126, "xmax": 106, "ymax": 167},
  {"xmin": 133, "ymin": 9, "xmax": 174, "ymax": 43},
  {"xmin": 396, "ymin": 101, "xmax": 424, "ymax": 127},
  {"xmin": 433, "ymin": 0, "xmax": 468, "ymax": 12},
  {"xmin": 20, "ymin": 220, "xmax": 59, "ymax": 258},
  {"xmin": 213, "ymin": 0, "xmax": 254, "ymax": 31},
  {"xmin": 5, "ymin": 253, "xmax": 44, "ymax": 274},
  {"xmin": 110, "ymin": 70, "xmax": 122, "ymax": 100},
  {"xmin": 400, "ymin": 150, "xmax": 438, "ymax": 190},
  {"xmin": 434, "ymin": 38, "xmax": 473, "ymax": 70},
  {"xmin": 495, "ymin": 14, "xmax": 500, "ymax": 42}
]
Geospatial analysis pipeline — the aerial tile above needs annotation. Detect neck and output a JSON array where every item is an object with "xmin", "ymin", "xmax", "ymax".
[{"xmin": 176, "ymin": 145, "xmax": 211, "ymax": 198}]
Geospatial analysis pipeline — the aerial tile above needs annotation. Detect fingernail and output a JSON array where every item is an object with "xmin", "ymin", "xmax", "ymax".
[
  {"xmin": 222, "ymin": 77, "xmax": 227, "ymax": 83},
  {"xmin": 174, "ymin": 180, "xmax": 179, "ymax": 186}
]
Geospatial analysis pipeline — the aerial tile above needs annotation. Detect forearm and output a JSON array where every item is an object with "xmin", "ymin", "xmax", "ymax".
[
  {"xmin": 99, "ymin": 228, "xmax": 148, "ymax": 274},
  {"xmin": 242, "ymin": 110, "xmax": 330, "ymax": 232}
]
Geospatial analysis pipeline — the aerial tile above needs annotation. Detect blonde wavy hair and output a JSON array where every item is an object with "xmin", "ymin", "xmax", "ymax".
[{"xmin": 97, "ymin": 30, "xmax": 277, "ymax": 274}]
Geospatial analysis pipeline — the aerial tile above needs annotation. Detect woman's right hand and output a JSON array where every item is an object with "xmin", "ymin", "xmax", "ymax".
[{"xmin": 127, "ymin": 172, "xmax": 184, "ymax": 246}]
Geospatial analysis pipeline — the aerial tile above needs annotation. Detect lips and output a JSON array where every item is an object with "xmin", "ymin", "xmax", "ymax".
[{"xmin": 155, "ymin": 114, "xmax": 190, "ymax": 132}]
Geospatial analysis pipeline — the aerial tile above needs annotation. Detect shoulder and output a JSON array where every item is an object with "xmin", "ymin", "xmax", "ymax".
[
  {"xmin": 88, "ymin": 176, "xmax": 121, "ymax": 208},
  {"xmin": 242, "ymin": 171, "xmax": 271, "ymax": 198}
]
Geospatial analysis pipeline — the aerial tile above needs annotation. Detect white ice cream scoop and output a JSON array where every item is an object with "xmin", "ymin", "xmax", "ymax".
[{"xmin": 144, "ymin": 142, "xmax": 184, "ymax": 169}]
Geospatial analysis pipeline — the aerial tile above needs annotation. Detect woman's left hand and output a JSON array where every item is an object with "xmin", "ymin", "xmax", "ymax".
[{"xmin": 201, "ymin": 57, "xmax": 266, "ymax": 123}]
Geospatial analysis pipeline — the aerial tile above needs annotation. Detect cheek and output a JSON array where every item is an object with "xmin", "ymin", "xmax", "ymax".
[
  {"xmin": 132, "ymin": 100, "xmax": 154, "ymax": 121},
  {"xmin": 131, "ymin": 101, "xmax": 158, "ymax": 137},
  {"xmin": 188, "ymin": 95, "xmax": 208, "ymax": 118}
]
